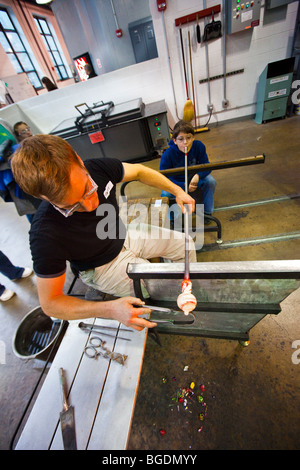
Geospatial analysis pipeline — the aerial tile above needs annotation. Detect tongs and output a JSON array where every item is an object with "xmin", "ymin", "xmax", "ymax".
[{"xmin": 142, "ymin": 305, "xmax": 195, "ymax": 325}]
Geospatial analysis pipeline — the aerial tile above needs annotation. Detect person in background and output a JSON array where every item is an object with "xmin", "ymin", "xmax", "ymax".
[
  {"xmin": 41, "ymin": 76, "xmax": 58, "ymax": 91},
  {"xmin": 0, "ymin": 251, "xmax": 33, "ymax": 302},
  {"xmin": 84, "ymin": 63, "xmax": 97, "ymax": 79},
  {"xmin": 0, "ymin": 122, "xmax": 41, "ymax": 223},
  {"xmin": 13, "ymin": 121, "xmax": 33, "ymax": 147},
  {"xmin": 160, "ymin": 120, "xmax": 216, "ymax": 222}
]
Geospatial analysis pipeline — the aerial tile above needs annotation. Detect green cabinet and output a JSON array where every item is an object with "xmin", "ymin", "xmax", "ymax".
[{"xmin": 255, "ymin": 58, "xmax": 294, "ymax": 124}]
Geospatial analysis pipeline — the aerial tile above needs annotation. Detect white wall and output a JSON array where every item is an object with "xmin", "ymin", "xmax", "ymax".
[{"xmin": 0, "ymin": 0, "xmax": 297, "ymax": 132}]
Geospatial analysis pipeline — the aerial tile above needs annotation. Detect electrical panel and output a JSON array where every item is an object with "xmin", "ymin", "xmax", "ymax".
[
  {"xmin": 226, "ymin": 0, "xmax": 262, "ymax": 34},
  {"xmin": 146, "ymin": 113, "xmax": 170, "ymax": 150}
]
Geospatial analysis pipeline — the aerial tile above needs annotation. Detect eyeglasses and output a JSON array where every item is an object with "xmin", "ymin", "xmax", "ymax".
[
  {"xmin": 176, "ymin": 135, "xmax": 194, "ymax": 143},
  {"xmin": 51, "ymin": 173, "xmax": 98, "ymax": 218},
  {"xmin": 18, "ymin": 127, "xmax": 31, "ymax": 135}
]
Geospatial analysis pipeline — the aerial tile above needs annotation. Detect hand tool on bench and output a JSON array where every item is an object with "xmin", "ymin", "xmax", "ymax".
[
  {"xmin": 78, "ymin": 322, "xmax": 132, "ymax": 341},
  {"xmin": 59, "ymin": 368, "xmax": 77, "ymax": 450}
]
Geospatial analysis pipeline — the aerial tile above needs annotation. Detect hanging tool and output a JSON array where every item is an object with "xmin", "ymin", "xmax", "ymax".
[
  {"xmin": 196, "ymin": 15, "xmax": 201, "ymax": 43},
  {"xmin": 59, "ymin": 368, "xmax": 77, "ymax": 451},
  {"xmin": 188, "ymin": 30, "xmax": 203, "ymax": 133},
  {"xmin": 188, "ymin": 30, "xmax": 198, "ymax": 130},
  {"xmin": 176, "ymin": 146, "xmax": 197, "ymax": 315},
  {"xmin": 203, "ymin": 9, "xmax": 222, "ymax": 42},
  {"xmin": 179, "ymin": 27, "xmax": 194, "ymax": 122}
]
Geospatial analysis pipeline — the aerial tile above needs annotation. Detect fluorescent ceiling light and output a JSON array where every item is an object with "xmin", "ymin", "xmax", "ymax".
[{"xmin": 36, "ymin": 0, "xmax": 53, "ymax": 4}]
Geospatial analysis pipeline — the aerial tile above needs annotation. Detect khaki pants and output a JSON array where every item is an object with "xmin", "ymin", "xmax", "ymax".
[{"xmin": 80, "ymin": 223, "xmax": 196, "ymax": 298}]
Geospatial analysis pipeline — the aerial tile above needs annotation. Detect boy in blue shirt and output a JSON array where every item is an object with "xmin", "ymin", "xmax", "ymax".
[{"xmin": 160, "ymin": 120, "xmax": 216, "ymax": 217}]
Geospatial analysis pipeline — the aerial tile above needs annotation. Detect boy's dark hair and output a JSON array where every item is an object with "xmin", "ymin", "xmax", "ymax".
[{"xmin": 172, "ymin": 120, "xmax": 195, "ymax": 139}]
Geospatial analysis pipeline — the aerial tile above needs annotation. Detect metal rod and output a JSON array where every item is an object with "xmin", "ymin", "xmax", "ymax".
[
  {"xmin": 160, "ymin": 155, "xmax": 265, "ymax": 177},
  {"xmin": 184, "ymin": 146, "xmax": 189, "ymax": 280},
  {"xmin": 78, "ymin": 321, "xmax": 132, "ymax": 333},
  {"xmin": 142, "ymin": 305, "xmax": 173, "ymax": 313}
]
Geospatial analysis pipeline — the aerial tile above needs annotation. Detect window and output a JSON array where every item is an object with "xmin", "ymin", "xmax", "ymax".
[
  {"xmin": 34, "ymin": 16, "xmax": 69, "ymax": 80},
  {"xmin": 0, "ymin": 8, "xmax": 42, "ymax": 89}
]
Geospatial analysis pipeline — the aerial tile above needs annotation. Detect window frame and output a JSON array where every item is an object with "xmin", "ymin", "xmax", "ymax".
[
  {"xmin": 34, "ymin": 15, "xmax": 69, "ymax": 81},
  {"xmin": 0, "ymin": 7, "xmax": 42, "ymax": 90}
]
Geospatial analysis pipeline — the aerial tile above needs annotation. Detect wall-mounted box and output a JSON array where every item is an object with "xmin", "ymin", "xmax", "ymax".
[
  {"xmin": 254, "ymin": 58, "xmax": 295, "ymax": 124},
  {"xmin": 226, "ymin": 0, "xmax": 262, "ymax": 34},
  {"xmin": 266, "ymin": 0, "xmax": 294, "ymax": 9}
]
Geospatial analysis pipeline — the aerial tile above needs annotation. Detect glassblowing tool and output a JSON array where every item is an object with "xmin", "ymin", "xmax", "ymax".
[
  {"xmin": 59, "ymin": 368, "xmax": 77, "ymax": 450},
  {"xmin": 142, "ymin": 305, "xmax": 195, "ymax": 325},
  {"xmin": 177, "ymin": 146, "xmax": 197, "ymax": 315},
  {"xmin": 78, "ymin": 321, "xmax": 131, "ymax": 341}
]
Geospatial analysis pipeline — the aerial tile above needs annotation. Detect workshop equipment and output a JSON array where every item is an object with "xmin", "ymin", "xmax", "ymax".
[
  {"xmin": 59, "ymin": 368, "xmax": 77, "ymax": 450},
  {"xmin": 142, "ymin": 305, "xmax": 195, "ymax": 324},
  {"xmin": 176, "ymin": 146, "xmax": 197, "ymax": 315},
  {"xmin": 78, "ymin": 321, "xmax": 131, "ymax": 341},
  {"xmin": 83, "ymin": 336, "xmax": 128, "ymax": 365},
  {"xmin": 15, "ymin": 319, "xmax": 147, "ymax": 450},
  {"xmin": 255, "ymin": 57, "xmax": 295, "ymax": 124},
  {"xmin": 127, "ymin": 260, "xmax": 300, "ymax": 344},
  {"xmin": 13, "ymin": 306, "xmax": 64, "ymax": 360},
  {"xmin": 226, "ymin": 0, "xmax": 261, "ymax": 35},
  {"xmin": 50, "ymin": 99, "xmax": 170, "ymax": 162}
]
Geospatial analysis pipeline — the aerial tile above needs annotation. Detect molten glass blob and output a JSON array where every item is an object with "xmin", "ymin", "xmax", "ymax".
[{"xmin": 177, "ymin": 279, "xmax": 197, "ymax": 315}]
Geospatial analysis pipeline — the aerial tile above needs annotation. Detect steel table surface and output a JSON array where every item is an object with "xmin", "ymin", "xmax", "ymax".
[{"xmin": 16, "ymin": 318, "xmax": 148, "ymax": 450}]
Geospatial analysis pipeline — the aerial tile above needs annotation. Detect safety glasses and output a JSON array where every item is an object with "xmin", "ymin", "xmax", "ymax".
[{"xmin": 51, "ymin": 173, "xmax": 98, "ymax": 217}]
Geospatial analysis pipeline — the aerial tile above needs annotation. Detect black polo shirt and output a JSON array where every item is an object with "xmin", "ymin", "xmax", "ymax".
[{"xmin": 29, "ymin": 158, "xmax": 126, "ymax": 278}]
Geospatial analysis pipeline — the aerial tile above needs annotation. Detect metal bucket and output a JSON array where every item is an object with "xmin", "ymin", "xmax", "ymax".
[{"xmin": 13, "ymin": 306, "xmax": 64, "ymax": 360}]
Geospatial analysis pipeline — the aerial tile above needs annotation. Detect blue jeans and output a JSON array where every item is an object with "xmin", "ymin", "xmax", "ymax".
[
  {"xmin": 0, "ymin": 251, "xmax": 24, "ymax": 295},
  {"xmin": 161, "ymin": 174, "xmax": 216, "ymax": 215}
]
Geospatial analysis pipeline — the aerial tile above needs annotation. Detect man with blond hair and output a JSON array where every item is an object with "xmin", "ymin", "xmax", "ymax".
[{"xmin": 11, "ymin": 134, "xmax": 196, "ymax": 330}]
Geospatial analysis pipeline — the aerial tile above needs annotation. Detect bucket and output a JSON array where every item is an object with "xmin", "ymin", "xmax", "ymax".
[{"xmin": 12, "ymin": 306, "xmax": 65, "ymax": 360}]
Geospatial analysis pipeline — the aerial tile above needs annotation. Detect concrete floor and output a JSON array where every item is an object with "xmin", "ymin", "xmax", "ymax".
[{"xmin": 0, "ymin": 116, "xmax": 300, "ymax": 450}]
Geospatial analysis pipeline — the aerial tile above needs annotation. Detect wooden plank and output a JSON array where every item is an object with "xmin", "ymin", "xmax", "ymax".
[
  {"xmin": 15, "ymin": 319, "xmax": 93, "ymax": 450},
  {"xmin": 87, "ymin": 326, "xmax": 148, "ymax": 450},
  {"xmin": 50, "ymin": 318, "xmax": 121, "ymax": 450}
]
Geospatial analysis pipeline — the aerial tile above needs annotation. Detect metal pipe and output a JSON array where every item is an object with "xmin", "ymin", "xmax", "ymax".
[
  {"xmin": 110, "ymin": 0, "xmax": 120, "ymax": 30},
  {"xmin": 160, "ymin": 155, "xmax": 265, "ymax": 177},
  {"xmin": 161, "ymin": 10, "xmax": 180, "ymax": 120}
]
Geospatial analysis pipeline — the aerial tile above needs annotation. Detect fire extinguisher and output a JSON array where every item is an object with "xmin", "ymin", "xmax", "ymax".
[{"xmin": 157, "ymin": 0, "xmax": 166, "ymax": 12}]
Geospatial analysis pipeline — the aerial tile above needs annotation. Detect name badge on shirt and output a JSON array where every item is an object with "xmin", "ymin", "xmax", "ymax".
[{"xmin": 104, "ymin": 181, "xmax": 114, "ymax": 199}]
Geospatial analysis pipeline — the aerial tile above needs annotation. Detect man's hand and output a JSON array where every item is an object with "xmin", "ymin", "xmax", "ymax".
[
  {"xmin": 175, "ymin": 189, "xmax": 195, "ymax": 214},
  {"xmin": 107, "ymin": 297, "xmax": 157, "ymax": 331},
  {"xmin": 122, "ymin": 163, "xmax": 195, "ymax": 215}
]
